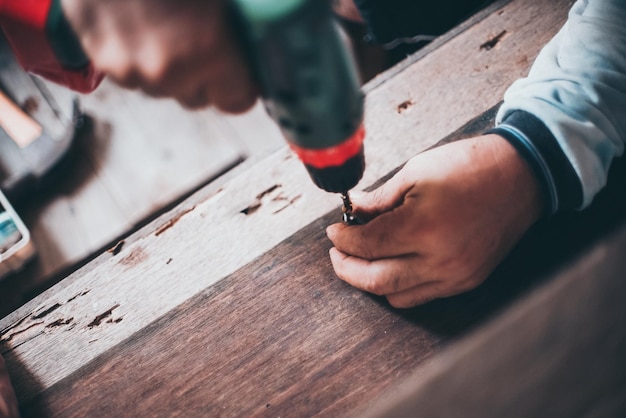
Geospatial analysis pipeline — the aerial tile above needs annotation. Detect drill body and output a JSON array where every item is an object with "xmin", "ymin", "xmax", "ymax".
[{"xmin": 233, "ymin": 0, "xmax": 366, "ymax": 194}]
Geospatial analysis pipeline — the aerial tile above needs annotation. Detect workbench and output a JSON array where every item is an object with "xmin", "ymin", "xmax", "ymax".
[{"xmin": 2, "ymin": 0, "xmax": 626, "ymax": 416}]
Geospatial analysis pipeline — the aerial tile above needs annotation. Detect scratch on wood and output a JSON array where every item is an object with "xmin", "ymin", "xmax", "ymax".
[
  {"xmin": 107, "ymin": 240, "xmax": 125, "ymax": 256},
  {"xmin": 272, "ymin": 205, "xmax": 289, "ymax": 214},
  {"xmin": 31, "ymin": 303, "xmax": 62, "ymax": 319},
  {"xmin": 67, "ymin": 290, "xmax": 91, "ymax": 303},
  {"xmin": 241, "ymin": 201, "xmax": 262, "ymax": 216},
  {"xmin": 397, "ymin": 100, "xmax": 414, "ymax": 114},
  {"xmin": 480, "ymin": 30, "xmax": 507, "ymax": 50},
  {"xmin": 155, "ymin": 206, "xmax": 196, "ymax": 236},
  {"xmin": 256, "ymin": 185, "xmax": 281, "ymax": 200},
  {"xmin": 241, "ymin": 185, "xmax": 283, "ymax": 215},
  {"xmin": 0, "ymin": 290, "xmax": 89, "ymax": 343},
  {"xmin": 271, "ymin": 194, "xmax": 289, "ymax": 202},
  {"xmin": 0, "ymin": 313, "xmax": 30, "ymax": 336},
  {"xmin": 45, "ymin": 318, "xmax": 74, "ymax": 329},
  {"xmin": 0, "ymin": 321, "xmax": 44, "ymax": 343},
  {"xmin": 119, "ymin": 247, "xmax": 148, "ymax": 268},
  {"xmin": 87, "ymin": 304, "xmax": 121, "ymax": 328},
  {"xmin": 1, "ymin": 291, "xmax": 92, "ymax": 352},
  {"xmin": 272, "ymin": 194, "xmax": 303, "ymax": 214}
]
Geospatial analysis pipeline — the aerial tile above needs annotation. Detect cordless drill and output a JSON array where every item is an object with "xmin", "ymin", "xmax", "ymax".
[
  {"xmin": 1, "ymin": 0, "xmax": 366, "ymax": 200},
  {"xmin": 232, "ymin": 0, "xmax": 366, "ymax": 196}
]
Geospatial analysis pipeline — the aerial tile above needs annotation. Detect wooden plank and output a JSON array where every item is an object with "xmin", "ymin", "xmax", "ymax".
[{"xmin": 0, "ymin": 0, "xmax": 572, "ymax": 405}]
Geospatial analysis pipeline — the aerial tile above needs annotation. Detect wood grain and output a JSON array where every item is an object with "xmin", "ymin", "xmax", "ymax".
[{"xmin": 0, "ymin": 0, "xmax": 572, "ymax": 407}]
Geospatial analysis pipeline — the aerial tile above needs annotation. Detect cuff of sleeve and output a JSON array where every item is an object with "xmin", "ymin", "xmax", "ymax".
[{"xmin": 486, "ymin": 110, "xmax": 583, "ymax": 214}]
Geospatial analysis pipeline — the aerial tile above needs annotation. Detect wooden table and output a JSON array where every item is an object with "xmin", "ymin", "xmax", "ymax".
[{"xmin": 2, "ymin": 0, "xmax": 626, "ymax": 416}]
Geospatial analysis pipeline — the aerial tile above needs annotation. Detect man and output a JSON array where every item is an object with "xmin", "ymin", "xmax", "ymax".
[
  {"xmin": 326, "ymin": 0, "xmax": 626, "ymax": 307},
  {"xmin": 0, "ymin": 0, "xmax": 623, "ymax": 411}
]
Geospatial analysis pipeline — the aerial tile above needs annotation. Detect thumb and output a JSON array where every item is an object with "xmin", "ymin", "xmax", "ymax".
[{"xmin": 352, "ymin": 168, "xmax": 414, "ymax": 221}]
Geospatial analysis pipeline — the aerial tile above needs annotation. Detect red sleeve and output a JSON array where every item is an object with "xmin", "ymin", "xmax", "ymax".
[{"xmin": 0, "ymin": 0, "xmax": 102, "ymax": 93}]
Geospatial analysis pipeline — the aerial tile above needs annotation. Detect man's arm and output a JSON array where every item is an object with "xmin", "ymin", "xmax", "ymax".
[
  {"xmin": 490, "ymin": 0, "xmax": 626, "ymax": 213},
  {"xmin": 327, "ymin": 0, "xmax": 626, "ymax": 308}
]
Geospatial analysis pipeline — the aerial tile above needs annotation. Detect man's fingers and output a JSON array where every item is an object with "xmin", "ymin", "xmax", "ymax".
[
  {"xmin": 205, "ymin": 57, "xmax": 258, "ymax": 113},
  {"xmin": 327, "ymin": 199, "xmax": 424, "ymax": 260},
  {"xmin": 385, "ymin": 282, "xmax": 446, "ymax": 309},
  {"xmin": 329, "ymin": 247, "xmax": 429, "ymax": 295},
  {"xmin": 326, "ymin": 216, "xmax": 401, "ymax": 260},
  {"xmin": 350, "ymin": 166, "xmax": 415, "ymax": 221},
  {"xmin": 152, "ymin": 39, "xmax": 257, "ymax": 112},
  {"xmin": 329, "ymin": 248, "xmax": 452, "ymax": 309},
  {"xmin": 170, "ymin": 50, "xmax": 256, "ymax": 111},
  {"xmin": 81, "ymin": 2, "xmax": 258, "ymax": 113}
]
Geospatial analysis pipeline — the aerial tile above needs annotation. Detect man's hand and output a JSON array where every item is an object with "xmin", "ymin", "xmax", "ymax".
[
  {"xmin": 61, "ymin": 0, "xmax": 257, "ymax": 112},
  {"xmin": 332, "ymin": 0, "xmax": 363, "ymax": 23},
  {"xmin": 326, "ymin": 134, "xmax": 545, "ymax": 308}
]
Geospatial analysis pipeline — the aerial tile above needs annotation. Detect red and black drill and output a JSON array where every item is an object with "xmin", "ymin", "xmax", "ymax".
[{"xmin": 1, "ymin": 0, "xmax": 366, "ymax": 221}]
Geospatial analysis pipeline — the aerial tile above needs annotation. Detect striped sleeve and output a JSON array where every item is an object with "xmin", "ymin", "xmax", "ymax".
[{"xmin": 488, "ymin": 0, "xmax": 626, "ymax": 213}]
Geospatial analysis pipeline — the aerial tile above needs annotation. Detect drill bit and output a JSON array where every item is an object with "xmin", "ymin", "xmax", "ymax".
[{"xmin": 341, "ymin": 192, "xmax": 360, "ymax": 225}]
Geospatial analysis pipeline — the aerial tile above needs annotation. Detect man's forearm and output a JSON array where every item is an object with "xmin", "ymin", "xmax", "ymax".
[{"xmin": 493, "ymin": 0, "xmax": 626, "ymax": 212}]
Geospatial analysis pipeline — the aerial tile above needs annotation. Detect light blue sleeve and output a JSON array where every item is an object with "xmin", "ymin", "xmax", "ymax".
[{"xmin": 495, "ymin": 0, "xmax": 626, "ymax": 210}]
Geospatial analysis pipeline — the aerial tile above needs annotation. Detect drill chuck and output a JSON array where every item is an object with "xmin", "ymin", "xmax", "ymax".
[
  {"xmin": 304, "ymin": 149, "xmax": 365, "ymax": 193},
  {"xmin": 290, "ymin": 124, "xmax": 365, "ymax": 193}
]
